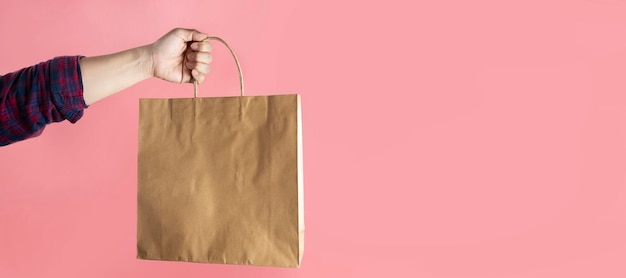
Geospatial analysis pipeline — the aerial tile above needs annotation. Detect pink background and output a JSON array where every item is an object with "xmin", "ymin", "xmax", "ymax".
[{"xmin": 2, "ymin": 0, "xmax": 626, "ymax": 277}]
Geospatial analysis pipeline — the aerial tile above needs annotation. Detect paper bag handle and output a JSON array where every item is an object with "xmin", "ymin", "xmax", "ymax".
[{"xmin": 192, "ymin": 36, "xmax": 245, "ymax": 97}]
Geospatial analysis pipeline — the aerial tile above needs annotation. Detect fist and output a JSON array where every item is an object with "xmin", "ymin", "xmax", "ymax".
[{"xmin": 150, "ymin": 28, "xmax": 213, "ymax": 84}]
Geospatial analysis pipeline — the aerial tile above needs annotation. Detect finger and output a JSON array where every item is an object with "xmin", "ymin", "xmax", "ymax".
[
  {"xmin": 187, "ymin": 52, "xmax": 213, "ymax": 64},
  {"xmin": 186, "ymin": 61, "xmax": 211, "ymax": 75},
  {"xmin": 192, "ymin": 69, "xmax": 206, "ymax": 84},
  {"xmin": 191, "ymin": 30, "xmax": 209, "ymax": 42},
  {"xmin": 173, "ymin": 28, "xmax": 209, "ymax": 43},
  {"xmin": 190, "ymin": 41, "xmax": 212, "ymax": 52}
]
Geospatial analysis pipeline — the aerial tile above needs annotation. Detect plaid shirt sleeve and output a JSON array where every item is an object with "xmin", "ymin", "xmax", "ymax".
[{"xmin": 0, "ymin": 56, "xmax": 88, "ymax": 146}]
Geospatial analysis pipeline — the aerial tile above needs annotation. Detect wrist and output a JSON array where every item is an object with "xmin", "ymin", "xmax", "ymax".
[{"xmin": 138, "ymin": 44, "xmax": 155, "ymax": 79}]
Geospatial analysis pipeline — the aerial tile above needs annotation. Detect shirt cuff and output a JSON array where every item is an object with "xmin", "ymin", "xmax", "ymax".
[{"xmin": 49, "ymin": 56, "xmax": 88, "ymax": 123}]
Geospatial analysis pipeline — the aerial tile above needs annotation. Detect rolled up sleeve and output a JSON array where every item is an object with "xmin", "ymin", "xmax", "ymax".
[{"xmin": 0, "ymin": 56, "xmax": 88, "ymax": 146}]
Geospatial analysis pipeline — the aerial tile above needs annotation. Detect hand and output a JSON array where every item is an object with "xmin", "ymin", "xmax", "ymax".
[{"xmin": 150, "ymin": 28, "xmax": 213, "ymax": 84}]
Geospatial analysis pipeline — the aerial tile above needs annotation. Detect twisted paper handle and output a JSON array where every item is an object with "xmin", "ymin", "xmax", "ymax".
[{"xmin": 192, "ymin": 36, "xmax": 245, "ymax": 97}]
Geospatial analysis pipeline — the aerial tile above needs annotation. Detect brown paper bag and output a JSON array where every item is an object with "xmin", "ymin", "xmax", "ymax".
[{"xmin": 136, "ymin": 38, "xmax": 303, "ymax": 268}]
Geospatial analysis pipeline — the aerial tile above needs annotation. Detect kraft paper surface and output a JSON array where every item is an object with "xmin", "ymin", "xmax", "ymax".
[{"xmin": 137, "ymin": 94, "xmax": 303, "ymax": 268}]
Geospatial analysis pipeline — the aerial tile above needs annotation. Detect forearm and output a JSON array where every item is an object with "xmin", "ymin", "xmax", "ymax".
[{"xmin": 79, "ymin": 45, "xmax": 154, "ymax": 105}]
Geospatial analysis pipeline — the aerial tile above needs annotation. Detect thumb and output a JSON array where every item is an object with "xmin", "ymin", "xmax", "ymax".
[{"xmin": 180, "ymin": 28, "xmax": 209, "ymax": 43}]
